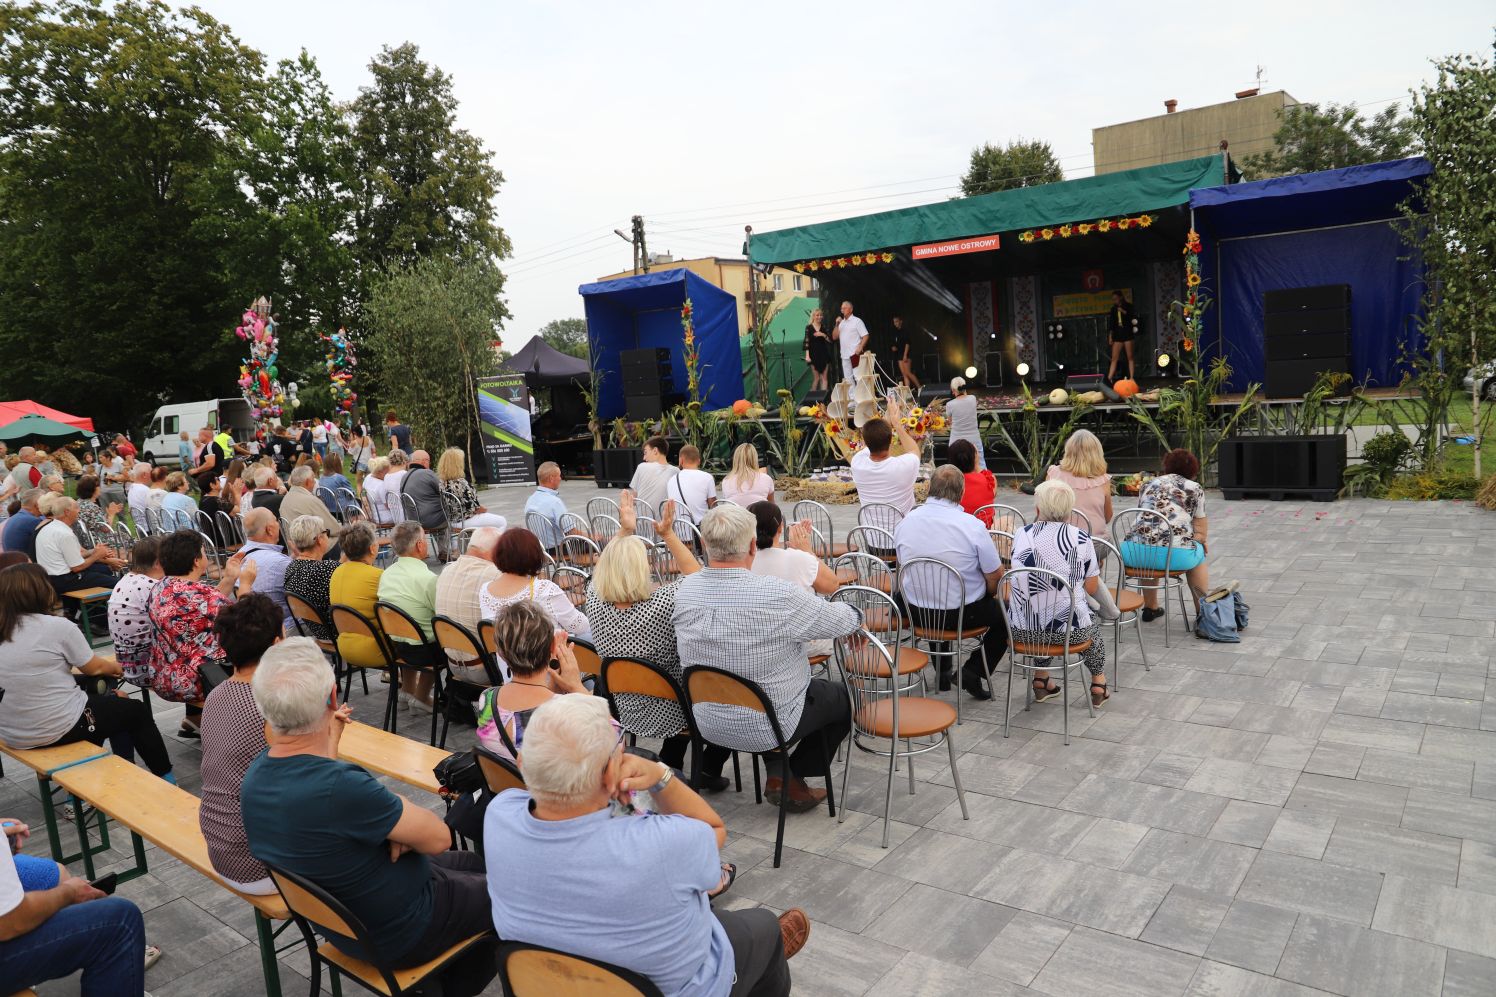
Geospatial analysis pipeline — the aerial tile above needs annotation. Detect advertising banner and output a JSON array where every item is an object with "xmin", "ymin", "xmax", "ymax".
[
  {"xmin": 475, "ymin": 372, "xmax": 535, "ymax": 486},
  {"xmin": 911, "ymin": 233, "xmax": 1001, "ymax": 260},
  {"xmin": 1052, "ymin": 287, "xmax": 1132, "ymax": 318}
]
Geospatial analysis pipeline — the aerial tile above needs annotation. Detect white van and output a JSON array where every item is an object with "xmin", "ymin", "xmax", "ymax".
[{"xmin": 140, "ymin": 399, "xmax": 255, "ymax": 466}]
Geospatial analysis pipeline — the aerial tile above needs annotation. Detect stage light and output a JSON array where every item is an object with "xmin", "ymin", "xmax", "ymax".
[
  {"xmin": 1016, "ymin": 362, "xmax": 1030, "ymax": 378},
  {"xmin": 964, "ymin": 365, "xmax": 978, "ymax": 379},
  {"xmin": 1157, "ymin": 353, "xmax": 1172, "ymax": 369}
]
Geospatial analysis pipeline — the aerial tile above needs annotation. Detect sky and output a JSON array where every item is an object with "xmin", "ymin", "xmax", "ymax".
[{"xmin": 197, "ymin": 0, "xmax": 1493, "ymax": 348}]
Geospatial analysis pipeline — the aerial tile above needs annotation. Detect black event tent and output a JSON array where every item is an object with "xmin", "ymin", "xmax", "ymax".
[
  {"xmin": 498, "ymin": 335, "xmax": 591, "ymax": 475},
  {"xmin": 500, "ymin": 336, "xmax": 590, "ymax": 388}
]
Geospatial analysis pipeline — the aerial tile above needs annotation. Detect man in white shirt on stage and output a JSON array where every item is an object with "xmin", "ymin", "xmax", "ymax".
[{"xmin": 833, "ymin": 300, "xmax": 869, "ymax": 383}]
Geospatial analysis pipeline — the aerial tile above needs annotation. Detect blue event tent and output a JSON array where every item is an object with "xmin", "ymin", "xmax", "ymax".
[
  {"xmin": 579, "ymin": 269, "xmax": 745, "ymax": 420},
  {"xmin": 1189, "ymin": 157, "xmax": 1430, "ymax": 391}
]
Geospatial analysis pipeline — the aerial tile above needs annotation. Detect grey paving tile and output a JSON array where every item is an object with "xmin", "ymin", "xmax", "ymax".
[
  {"xmin": 873, "ymin": 826, "xmax": 1014, "ymax": 895},
  {"xmin": 1472, "ymin": 761, "xmax": 1496, "ymax": 802},
  {"xmin": 1335, "ymin": 688, "xmax": 1389, "ymax": 718},
  {"xmin": 1419, "ymin": 726, "xmax": 1496, "ymax": 764},
  {"xmin": 1254, "ymin": 735, "xmax": 1318, "ymax": 771},
  {"xmin": 1318, "ymin": 714, "xmax": 1425, "ymax": 753},
  {"xmin": 1140, "ymin": 887, "xmax": 1231, "ymax": 956},
  {"xmin": 1372, "ymin": 874, "xmax": 1496, "ymax": 959},
  {"xmin": 732, "ymin": 848, "xmax": 914, "ymax": 933},
  {"xmin": 1289, "ymin": 684, "xmax": 1345, "ymax": 714},
  {"xmin": 1185, "ymin": 758, "xmax": 1301, "ymax": 806},
  {"xmin": 1303, "ymin": 741, "xmax": 1365, "ymax": 779},
  {"xmin": 864, "ymin": 950, "xmax": 1028, "ymax": 997},
  {"xmin": 972, "ymin": 847, "xmax": 1170, "ymax": 938},
  {"xmin": 1321, "ymin": 818, "xmax": 1461, "ymax": 885},
  {"xmin": 140, "ymin": 897, "xmax": 255, "ymax": 987},
  {"xmin": 1205, "ymin": 900, "xmax": 1299, "ymax": 976},
  {"xmin": 863, "ymin": 884, "xmax": 1017, "ymax": 967},
  {"xmin": 1010, "ymin": 731, "xmax": 1159, "ymax": 780},
  {"xmin": 1435, "ymin": 672, "xmax": 1487, "ymax": 700},
  {"xmin": 1230, "ymin": 706, "xmax": 1331, "ymax": 739},
  {"xmin": 1284, "ymin": 772, "xmax": 1407, "ymax": 826},
  {"xmin": 1031, "ymin": 925, "xmax": 1200, "ymax": 997},
  {"xmin": 969, "ymin": 911, "xmax": 1073, "ymax": 987},
  {"xmin": 151, "ymin": 941, "xmax": 310, "ymax": 997},
  {"xmin": 1380, "ymin": 690, "xmax": 1483, "ymax": 729},
  {"xmin": 1060, "ymin": 774, "xmax": 1229, "ymax": 837},
  {"xmin": 1186, "ymin": 960, "xmax": 1333, "ymax": 996},
  {"xmin": 1124, "ymin": 718, "xmax": 1273, "ymax": 763},
  {"xmin": 1457, "ymin": 839, "xmax": 1496, "ymax": 897},
  {"xmin": 1402, "ymin": 788, "xmax": 1496, "ymax": 845},
  {"xmin": 1278, "ymin": 913, "xmax": 1446, "ymax": 997},
  {"xmin": 1189, "ymin": 699, "xmax": 1246, "ymax": 727},
  {"xmin": 1012, "ymin": 765, "xmax": 1086, "ymax": 807},
  {"xmin": 1123, "ymin": 829, "xmax": 1259, "ymax": 898},
  {"xmin": 1443, "ymin": 949, "xmax": 1496, "ymax": 997},
  {"xmin": 1067, "ymin": 818, "xmax": 1149, "ymax": 870},
  {"xmin": 1208, "ymin": 799, "xmax": 1281, "ymax": 848},
  {"xmin": 926, "ymin": 791, "xmax": 1096, "ymax": 851},
  {"xmin": 1355, "ymin": 748, "xmax": 1473, "ymax": 795},
  {"xmin": 784, "ymin": 919, "xmax": 907, "ymax": 997},
  {"xmin": 1237, "ymin": 850, "xmax": 1383, "ymax": 926},
  {"xmin": 1137, "ymin": 752, "xmax": 1206, "ymax": 789},
  {"xmin": 1263, "ymin": 810, "xmax": 1335, "ymax": 860}
]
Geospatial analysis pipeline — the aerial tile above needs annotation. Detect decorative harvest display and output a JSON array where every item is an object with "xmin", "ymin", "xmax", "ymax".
[
  {"xmin": 1181, "ymin": 229, "xmax": 1204, "ymax": 333},
  {"xmin": 1018, "ymin": 213, "xmax": 1154, "ymax": 243},
  {"xmin": 681, "ymin": 298, "xmax": 700, "ymax": 404}
]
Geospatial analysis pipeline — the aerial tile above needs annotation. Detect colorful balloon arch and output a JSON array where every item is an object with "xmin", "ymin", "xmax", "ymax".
[
  {"xmin": 234, "ymin": 296, "xmax": 285, "ymax": 421},
  {"xmin": 321, "ymin": 327, "xmax": 358, "ymax": 421}
]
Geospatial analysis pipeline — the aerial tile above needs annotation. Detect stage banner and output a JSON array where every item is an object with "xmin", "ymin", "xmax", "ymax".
[
  {"xmin": 912, "ymin": 233, "xmax": 1001, "ymax": 260},
  {"xmin": 1052, "ymin": 288, "xmax": 1132, "ymax": 318},
  {"xmin": 475, "ymin": 372, "xmax": 536, "ymax": 486}
]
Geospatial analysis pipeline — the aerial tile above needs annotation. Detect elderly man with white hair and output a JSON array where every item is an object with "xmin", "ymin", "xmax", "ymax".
[
  {"xmin": 893, "ymin": 463, "xmax": 1007, "ymax": 701},
  {"xmin": 242, "ymin": 639, "xmax": 496, "ymax": 994},
  {"xmin": 362, "ymin": 456, "xmax": 399, "ymax": 527},
  {"xmin": 126, "ymin": 461, "xmax": 154, "ymax": 525},
  {"xmin": 379, "ymin": 522, "xmax": 442, "ymax": 712},
  {"xmin": 240, "ymin": 507, "xmax": 293, "ymax": 628},
  {"xmin": 674, "ymin": 504, "xmax": 859, "ymax": 813},
  {"xmin": 434, "ymin": 525, "xmax": 502, "ymax": 683},
  {"xmin": 248, "ymin": 464, "xmax": 285, "ymax": 520},
  {"xmin": 34, "ymin": 496, "xmax": 121, "ymax": 601},
  {"xmin": 485, "ymin": 693, "xmax": 808, "ymax": 997},
  {"xmin": 1, "ymin": 489, "xmax": 44, "ymax": 558},
  {"xmin": 279, "ymin": 465, "xmax": 342, "ymax": 541}
]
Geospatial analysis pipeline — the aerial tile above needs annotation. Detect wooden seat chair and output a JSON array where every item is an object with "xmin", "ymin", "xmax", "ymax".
[
  {"xmin": 496, "ymin": 941, "xmax": 663, "ymax": 997},
  {"xmin": 431, "ymin": 614, "xmax": 503, "ymax": 747},
  {"xmin": 331, "ymin": 604, "xmax": 401, "ymax": 732},
  {"xmin": 287, "ymin": 593, "xmax": 362, "ymax": 698},
  {"xmin": 896, "ymin": 557, "xmax": 994, "ymax": 724},
  {"xmin": 475, "ymin": 745, "xmax": 525, "ymax": 794},
  {"xmin": 599, "ymin": 656, "xmax": 741, "ymax": 793},
  {"xmin": 374, "ymin": 601, "xmax": 449, "ymax": 746}
]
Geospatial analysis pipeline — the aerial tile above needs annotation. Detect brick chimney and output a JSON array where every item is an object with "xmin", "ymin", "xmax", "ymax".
[{"xmin": 1164, "ymin": 99, "xmax": 1178, "ymax": 114}]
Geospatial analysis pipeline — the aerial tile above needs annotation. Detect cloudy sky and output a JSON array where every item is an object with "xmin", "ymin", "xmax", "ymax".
[{"xmin": 199, "ymin": 0, "xmax": 1492, "ymax": 347}]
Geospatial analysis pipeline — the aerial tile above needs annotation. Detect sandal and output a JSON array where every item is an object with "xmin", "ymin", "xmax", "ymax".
[
  {"xmin": 144, "ymin": 943, "xmax": 163, "ymax": 970},
  {"xmin": 708, "ymin": 862, "xmax": 737, "ymax": 899},
  {"xmin": 1091, "ymin": 680, "xmax": 1110, "ymax": 709},
  {"xmin": 1031, "ymin": 678, "xmax": 1062, "ymax": 703}
]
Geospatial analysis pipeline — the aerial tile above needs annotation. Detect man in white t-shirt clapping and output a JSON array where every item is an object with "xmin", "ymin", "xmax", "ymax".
[
  {"xmin": 833, "ymin": 300, "xmax": 869, "ymax": 384},
  {"xmin": 849, "ymin": 396, "xmax": 921, "ymax": 516},
  {"xmin": 667, "ymin": 445, "xmax": 717, "ymax": 525},
  {"xmin": 627, "ymin": 436, "xmax": 679, "ymax": 515}
]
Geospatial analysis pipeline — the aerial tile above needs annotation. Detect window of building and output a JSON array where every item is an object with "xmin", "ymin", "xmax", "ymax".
[
  {"xmin": 811, "ymin": 278, "xmax": 819, "ymax": 291},
  {"xmin": 793, "ymin": 275, "xmax": 803, "ymax": 291},
  {"xmin": 772, "ymin": 274, "xmax": 783, "ymax": 292}
]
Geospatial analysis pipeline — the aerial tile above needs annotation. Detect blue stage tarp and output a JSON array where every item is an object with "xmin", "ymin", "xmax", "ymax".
[
  {"xmin": 579, "ymin": 269, "xmax": 745, "ymax": 421},
  {"xmin": 1190, "ymin": 158, "xmax": 1430, "ymax": 391}
]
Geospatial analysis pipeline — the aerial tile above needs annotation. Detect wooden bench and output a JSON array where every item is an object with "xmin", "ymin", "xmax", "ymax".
[
  {"xmin": 0, "ymin": 740, "xmax": 113, "ymax": 866},
  {"xmin": 61, "ymin": 586, "xmax": 113, "ymax": 648},
  {"xmin": 337, "ymin": 722, "xmax": 447, "ymax": 797},
  {"xmin": 51, "ymin": 755, "xmax": 295, "ymax": 997}
]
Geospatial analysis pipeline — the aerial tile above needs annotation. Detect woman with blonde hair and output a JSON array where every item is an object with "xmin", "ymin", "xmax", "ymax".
[
  {"xmin": 1046, "ymin": 429, "xmax": 1113, "ymax": 535},
  {"xmin": 434, "ymin": 447, "xmax": 507, "ymax": 530},
  {"xmin": 721, "ymin": 443, "xmax": 774, "ymax": 506}
]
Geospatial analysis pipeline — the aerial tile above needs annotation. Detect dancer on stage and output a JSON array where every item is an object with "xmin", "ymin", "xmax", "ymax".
[
  {"xmin": 833, "ymin": 300, "xmax": 869, "ymax": 383},
  {"xmin": 891, "ymin": 316, "xmax": 922, "ymax": 391},
  {"xmin": 1106, "ymin": 290, "xmax": 1137, "ymax": 383},
  {"xmin": 803, "ymin": 308, "xmax": 832, "ymax": 393}
]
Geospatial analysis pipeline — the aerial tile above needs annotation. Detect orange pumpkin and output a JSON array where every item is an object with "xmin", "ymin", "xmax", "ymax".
[
  {"xmin": 1113, "ymin": 378, "xmax": 1140, "ymax": 398},
  {"xmin": 731, "ymin": 399, "xmax": 751, "ymax": 415}
]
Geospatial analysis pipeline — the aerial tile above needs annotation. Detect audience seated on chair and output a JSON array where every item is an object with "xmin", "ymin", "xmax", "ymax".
[
  {"xmin": 436, "ymin": 447, "xmax": 507, "ymax": 532},
  {"xmin": 284, "ymin": 514, "xmax": 338, "ymax": 642},
  {"xmin": 584, "ymin": 491, "xmax": 728, "ymax": 786},
  {"xmin": 316, "ymin": 452, "xmax": 358, "ymax": 518},
  {"xmin": 34, "ymin": 495, "xmax": 122, "ymax": 603},
  {"xmin": 483, "ymin": 693, "xmax": 809, "ymax": 997},
  {"xmin": 522, "ymin": 461, "xmax": 580, "ymax": 548},
  {"xmin": 108, "ymin": 536, "xmax": 164, "ymax": 688},
  {"xmin": 362, "ymin": 456, "xmax": 399, "ymax": 527},
  {"xmin": 239, "ymin": 507, "xmax": 293, "ymax": 628},
  {"xmin": 247, "ymin": 465, "xmax": 285, "ymax": 520},
  {"xmin": 721, "ymin": 443, "xmax": 775, "ymax": 506},
  {"xmin": 748, "ymin": 501, "xmax": 842, "ymax": 661},
  {"xmin": 1010, "ymin": 480, "xmax": 1109, "ymax": 709},
  {"xmin": 477, "ymin": 528, "xmax": 591, "ymax": 678},
  {"xmin": 399, "ymin": 450, "xmax": 449, "ymax": 556},
  {"xmin": 893, "ymin": 464, "xmax": 1008, "ymax": 701},
  {"xmin": 947, "ymin": 439, "xmax": 996, "ymax": 527},
  {"xmin": 328, "ymin": 522, "xmax": 385, "ymax": 669},
  {"xmin": 848, "ymin": 398, "xmax": 921, "ymax": 516},
  {"xmin": 1, "ymin": 488, "xmax": 43, "ymax": 560},
  {"xmin": 379, "ymin": 521, "xmax": 443, "ymax": 712},
  {"xmin": 674, "ymin": 504, "xmax": 859, "ymax": 813},
  {"xmin": 1120, "ymin": 448, "xmax": 1215, "ymax": 619},
  {"xmin": 475, "ymin": 601, "xmax": 588, "ymax": 761},
  {"xmin": 280, "ymin": 465, "xmax": 343, "ymax": 545},
  {"xmin": 1045, "ymin": 429, "xmax": 1113, "ymax": 535},
  {"xmin": 434, "ymin": 526, "xmax": 502, "ymax": 684},
  {"xmin": 242, "ymin": 638, "xmax": 495, "ymax": 988},
  {"xmin": 200, "ymin": 593, "xmax": 285, "ymax": 894},
  {"xmin": 668, "ymin": 445, "xmax": 717, "ymax": 525}
]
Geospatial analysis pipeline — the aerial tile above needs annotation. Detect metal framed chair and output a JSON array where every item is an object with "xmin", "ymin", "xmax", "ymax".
[
  {"xmin": 1091, "ymin": 536, "xmax": 1150, "ymax": 687},
  {"xmin": 315, "ymin": 486, "xmax": 341, "ymax": 522},
  {"xmin": 585, "ymin": 497, "xmax": 621, "ymax": 536},
  {"xmin": 568, "ymin": 635, "xmax": 601, "ymax": 679},
  {"xmin": 632, "ymin": 498, "xmax": 658, "ymax": 520},
  {"xmin": 857, "ymin": 502, "xmax": 905, "ymax": 540},
  {"xmin": 793, "ymin": 500, "xmax": 849, "ymax": 560},
  {"xmin": 897, "ymin": 557, "xmax": 994, "ymax": 725},
  {"xmin": 1068, "ymin": 509, "xmax": 1095, "ymax": 534},
  {"xmin": 989, "ymin": 528, "xmax": 1015, "ymax": 568},
  {"xmin": 330, "ymin": 604, "xmax": 401, "ymax": 732},
  {"xmin": 974, "ymin": 503, "xmax": 1028, "ymax": 535},
  {"xmin": 600, "ymin": 656, "xmax": 740, "ymax": 792},
  {"xmin": 633, "ymin": 514, "xmax": 657, "ymax": 542},
  {"xmin": 590, "ymin": 514, "xmax": 622, "ymax": 544},
  {"xmin": 496, "ymin": 941, "xmax": 662, "ymax": 997},
  {"xmin": 647, "ymin": 542, "xmax": 680, "ymax": 587},
  {"xmin": 286, "ymin": 592, "xmax": 360, "ymax": 696},
  {"xmin": 670, "ymin": 518, "xmax": 706, "ymax": 563},
  {"xmin": 400, "ymin": 492, "xmax": 452, "ymax": 562},
  {"xmin": 557, "ymin": 534, "xmax": 601, "ymax": 572},
  {"xmin": 336, "ymin": 487, "xmax": 361, "ymax": 522},
  {"xmin": 683, "ymin": 664, "xmax": 836, "ymax": 868},
  {"xmin": 1109, "ymin": 507, "xmax": 1193, "ymax": 647},
  {"xmin": 431, "ymin": 615, "xmax": 501, "ymax": 748},
  {"xmin": 846, "ymin": 525, "xmax": 897, "ymax": 565},
  {"xmin": 374, "ymin": 601, "xmax": 448, "ymax": 746},
  {"xmin": 828, "ymin": 584, "xmax": 926, "ymax": 676},
  {"xmin": 215, "ymin": 510, "xmax": 244, "ymax": 549},
  {"xmin": 830, "ymin": 588, "xmax": 968, "ymax": 847},
  {"xmin": 526, "ymin": 512, "xmax": 562, "ymax": 554},
  {"xmin": 998, "ymin": 566, "xmax": 1097, "ymax": 745},
  {"xmin": 270, "ymin": 866, "xmax": 494, "ymax": 997},
  {"xmin": 833, "ymin": 551, "xmax": 895, "ymax": 598},
  {"xmin": 552, "ymin": 566, "xmax": 589, "ymax": 610}
]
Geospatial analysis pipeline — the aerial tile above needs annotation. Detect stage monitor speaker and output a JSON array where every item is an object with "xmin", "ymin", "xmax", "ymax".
[
  {"xmin": 800, "ymin": 388, "xmax": 828, "ymax": 407},
  {"xmin": 1263, "ymin": 284, "xmax": 1349, "ymax": 313},
  {"xmin": 917, "ymin": 385, "xmax": 948, "ymax": 406},
  {"xmin": 1266, "ymin": 358, "xmax": 1349, "ymax": 398},
  {"xmin": 1065, "ymin": 374, "xmax": 1106, "ymax": 394},
  {"xmin": 624, "ymin": 393, "xmax": 683, "ymax": 421},
  {"xmin": 1265, "ymin": 308, "xmax": 1351, "ymax": 338},
  {"xmin": 1266, "ymin": 331, "xmax": 1351, "ymax": 363}
]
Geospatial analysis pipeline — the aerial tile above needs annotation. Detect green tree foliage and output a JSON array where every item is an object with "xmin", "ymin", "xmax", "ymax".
[
  {"xmin": 1242, "ymin": 101, "xmax": 1415, "ymax": 179},
  {"xmin": 959, "ymin": 139, "xmax": 1064, "ymax": 197},
  {"xmin": 361, "ymin": 258, "xmax": 509, "ymax": 454},
  {"xmin": 0, "ymin": 0, "xmax": 267, "ymax": 429},
  {"xmin": 538, "ymin": 317, "xmax": 589, "ymax": 359}
]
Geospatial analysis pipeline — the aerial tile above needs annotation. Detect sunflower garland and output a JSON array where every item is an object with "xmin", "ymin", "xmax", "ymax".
[
  {"xmin": 792, "ymin": 250, "xmax": 896, "ymax": 273},
  {"xmin": 1015, "ymin": 213, "xmax": 1153, "ymax": 244}
]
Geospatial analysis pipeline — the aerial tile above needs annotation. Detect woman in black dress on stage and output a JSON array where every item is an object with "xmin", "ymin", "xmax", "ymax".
[
  {"xmin": 803, "ymin": 307, "xmax": 832, "ymax": 393},
  {"xmin": 1106, "ymin": 289, "xmax": 1137, "ymax": 383}
]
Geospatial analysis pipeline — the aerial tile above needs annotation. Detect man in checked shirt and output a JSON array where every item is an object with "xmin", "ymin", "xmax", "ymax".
[{"xmin": 675, "ymin": 504, "xmax": 861, "ymax": 812}]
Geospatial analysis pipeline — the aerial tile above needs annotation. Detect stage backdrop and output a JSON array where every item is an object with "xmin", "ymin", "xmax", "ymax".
[
  {"xmin": 1191, "ymin": 158, "xmax": 1429, "ymax": 391},
  {"xmin": 579, "ymin": 269, "xmax": 744, "ymax": 420},
  {"xmin": 475, "ymin": 372, "xmax": 536, "ymax": 485}
]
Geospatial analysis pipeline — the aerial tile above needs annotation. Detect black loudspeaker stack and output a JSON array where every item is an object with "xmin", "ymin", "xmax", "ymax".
[
  {"xmin": 620, "ymin": 347, "xmax": 682, "ymax": 421},
  {"xmin": 800, "ymin": 388, "xmax": 828, "ymax": 408},
  {"xmin": 1262, "ymin": 285, "xmax": 1351, "ymax": 398}
]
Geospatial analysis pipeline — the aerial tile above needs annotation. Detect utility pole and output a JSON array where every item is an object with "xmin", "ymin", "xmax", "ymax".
[{"xmin": 632, "ymin": 215, "xmax": 649, "ymax": 274}]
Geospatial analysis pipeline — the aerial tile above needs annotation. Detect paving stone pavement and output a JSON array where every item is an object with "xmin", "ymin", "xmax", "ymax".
[{"xmin": 13, "ymin": 482, "xmax": 1496, "ymax": 996}]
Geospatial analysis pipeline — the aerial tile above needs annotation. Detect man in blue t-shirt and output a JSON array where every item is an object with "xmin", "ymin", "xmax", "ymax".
[
  {"xmin": 242, "ymin": 639, "xmax": 496, "ymax": 994},
  {"xmin": 484, "ymin": 694, "xmax": 809, "ymax": 997},
  {"xmin": 1, "ymin": 490, "xmax": 44, "ymax": 559}
]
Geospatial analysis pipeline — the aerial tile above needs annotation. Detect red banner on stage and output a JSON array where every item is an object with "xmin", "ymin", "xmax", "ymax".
[{"xmin": 911, "ymin": 234, "xmax": 1001, "ymax": 260}]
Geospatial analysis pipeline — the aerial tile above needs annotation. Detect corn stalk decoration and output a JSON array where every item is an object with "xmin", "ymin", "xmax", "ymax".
[
  {"xmin": 681, "ymin": 298, "xmax": 701, "ymax": 405},
  {"xmin": 987, "ymin": 382, "xmax": 1094, "ymax": 480}
]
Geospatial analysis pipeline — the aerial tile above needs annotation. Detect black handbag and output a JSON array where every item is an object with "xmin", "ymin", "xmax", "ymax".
[{"xmin": 433, "ymin": 748, "xmax": 486, "ymax": 796}]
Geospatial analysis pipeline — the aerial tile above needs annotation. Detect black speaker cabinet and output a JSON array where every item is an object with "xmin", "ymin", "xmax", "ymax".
[
  {"xmin": 621, "ymin": 347, "xmax": 670, "ymax": 366},
  {"xmin": 594, "ymin": 447, "xmax": 641, "ymax": 488},
  {"xmin": 1266, "ymin": 358, "xmax": 1350, "ymax": 398},
  {"xmin": 1263, "ymin": 285, "xmax": 1350, "ymax": 312},
  {"xmin": 1218, "ymin": 435, "xmax": 1346, "ymax": 501},
  {"xmin": 1266, "ymin": 332, "xmax": 1351, "ymax": 363},
  {"xmin": 1265, "ymin": 308, "xmax": 1351, "ymax": 337},
  {"xmin": 800, "ymin": 388, "xmax": 828, "ymax": 407}
]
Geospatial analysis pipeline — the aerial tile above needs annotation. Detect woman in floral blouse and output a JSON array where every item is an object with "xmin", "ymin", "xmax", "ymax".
[
  {"xmin": 1121, "ymin": 448, "xmax": 1217, "ymax": 621},
  {"xmin": 145, "ymin": 531, "xmax": 256, "ymax": 737},
  {"xmin": 435, "ymin": 447, "xmax": 507, "ymax": 530}
]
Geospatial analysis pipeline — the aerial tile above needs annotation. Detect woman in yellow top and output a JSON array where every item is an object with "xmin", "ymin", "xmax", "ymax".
[{"xmin": 328, "ymin": 522, "xmax": 384, "ymax": 667}]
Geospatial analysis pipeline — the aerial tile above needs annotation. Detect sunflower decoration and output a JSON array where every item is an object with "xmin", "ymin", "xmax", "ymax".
[
  {"xmin": 1078, "ymin": 223, "xmax": 1093, "ymax": 235},
  {"xmin": 1181, "ymin": 338, "xmax": 1195, "ymax": 353},
  {"xmin": 793, "ymin": 262, "xmax": 806, "ymax": 273},
  {"xmin": 1097, "ymin": 219, "xmax": 1113, "ymax": 233},
  {"xmin": 836, "ymin": 258, "xmax": 848, "ymax": 268},
  {"xmin": 1116, "ymin": 218, "xmax": 1132, "ymax": 231},
  {"xmin": 807, "ymin": 260, "xmax": 820, "ymax": 272},
  {"xmin": 1019, "ymin": 231, "xmax": 1035, "ymax": 243},
  {"xmin": 880, "ymin": 252, "xmax": 895, "ymax": 263},
  {"xmin": 1187, "ymin": 272, "xmax": 1202, "ymax": 288},
  {"xmin": 1138, "ymin": 214, "xmax": 1154, "ymax": 228},
  {"xmin": 1059, "ymin": 223, "xmax": 1073, "ymax": 238},
  {"xmin": 1040, "ymin": 228, "xmax": 1055, "ymax": 241}
]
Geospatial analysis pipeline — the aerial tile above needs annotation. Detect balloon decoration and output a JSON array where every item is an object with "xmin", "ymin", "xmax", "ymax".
[
  {"xmin": 234, "ymin": 296, "xmax": 287, "ymax": 422},
  {"xmin": 320, "ymin": 326, "xmax": 358, "ymax": 420}
]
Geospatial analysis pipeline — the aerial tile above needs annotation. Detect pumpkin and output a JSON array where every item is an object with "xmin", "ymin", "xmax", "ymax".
[
  {"xmin": 1048, "ymin": 388, "xmax": 1069, "ymax": 406},
  {"xmin": 1113, "ymin": 378, "xmax": 1140, "ymax": 398},
  {"xmin": 731, "ymin": 399, "xmax": 751, "ymax": 416}
]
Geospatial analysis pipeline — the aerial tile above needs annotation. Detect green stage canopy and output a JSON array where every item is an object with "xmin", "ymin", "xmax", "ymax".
[
  {"xmin": 0, "ymin": 414, "xmax": 97, "ymax": 448},
  {"xmin": 742, "ymin": 297, "xmax": 819, "ymax": 400},
  {"xmin": 749, "ymin": 156, "xmax": 1228, "ymax": 265}
]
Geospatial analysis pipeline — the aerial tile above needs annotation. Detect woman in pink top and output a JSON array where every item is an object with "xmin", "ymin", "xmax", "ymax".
[
  {"xmin": 721, "ymin": 443, "xmax": 774, "ymax": 505},
  {"xmin": 1046, "ymin": 429, "xmax": 1113, "ymax": 537}
]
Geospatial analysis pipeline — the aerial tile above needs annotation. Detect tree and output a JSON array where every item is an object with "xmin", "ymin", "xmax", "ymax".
[
  {"xmin": 1242, "ymin": 101, "xmax": 1415, "ymax": 179},
  {"xmin": 538, "ymin": 318, "xmax": 589, "ymax": 359},
  {"xmin": 1401, "ymin": 42, "xmax": 1496, "ymax": 478},
  {"xmin": 361, "ymin": 257, "xmax": 509, "ymax": 455},
  {"xmin": 959, "ymin": 139, "xmax": 1064, "ymax": 197},
  {"xmin": 0, "ymin": 0, "xmax": 269, "ymax": 430}
]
